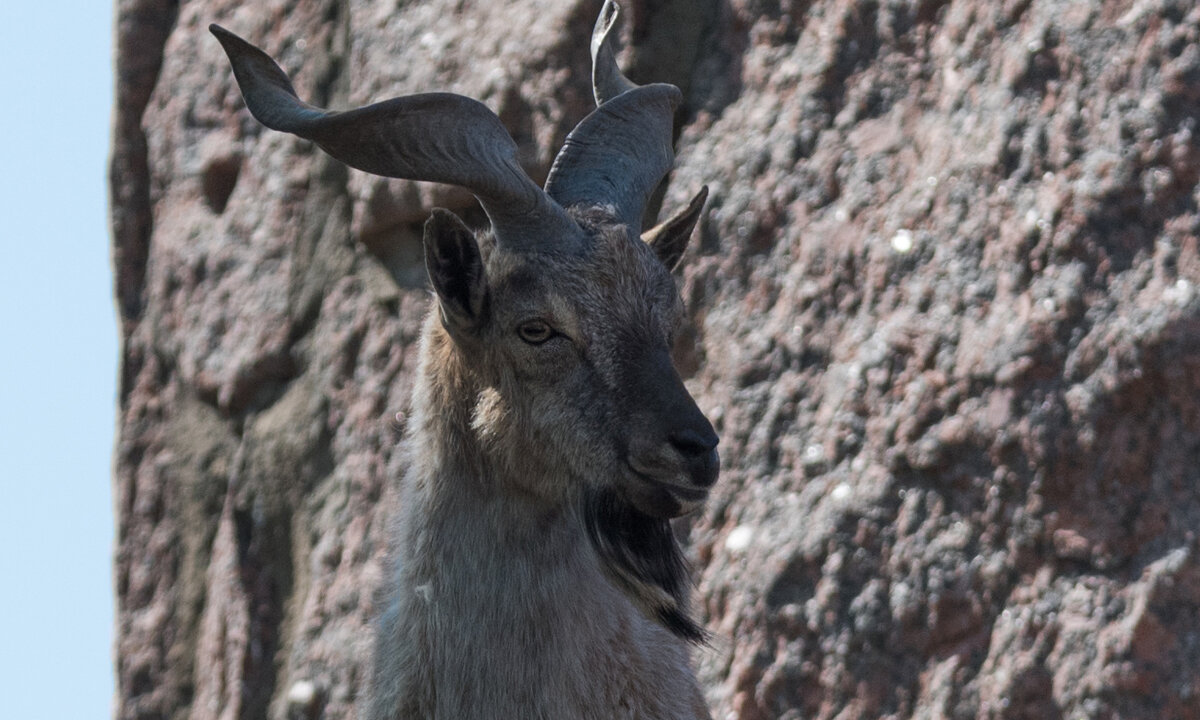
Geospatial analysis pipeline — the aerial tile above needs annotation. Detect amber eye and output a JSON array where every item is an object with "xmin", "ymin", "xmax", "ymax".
[{"xmin": 517, "ymin": 320, "xmax": 555, "ymax": 345}]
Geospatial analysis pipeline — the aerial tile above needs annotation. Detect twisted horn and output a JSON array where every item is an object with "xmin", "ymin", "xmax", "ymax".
[
  {"xmin": 591, "ymin": 0, "xmax": 637, "ymax": 105},
  {"xmin": 544, "ymin": 1, "xmax": 679, "ymax": 232},
  {"xmin": 210, "ymin": 25, "xmax": 580, "ymax": 251}
]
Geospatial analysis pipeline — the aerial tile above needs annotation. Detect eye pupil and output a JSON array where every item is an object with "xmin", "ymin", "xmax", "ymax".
[{"xmin": 518, "ymin": 321, "xmax": 553, "ymax": 344}]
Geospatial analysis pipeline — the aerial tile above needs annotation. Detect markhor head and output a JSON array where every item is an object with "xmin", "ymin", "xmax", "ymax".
[{"xmin": 211, "ymin": 0, "xmax": 718, "ymax": 641}]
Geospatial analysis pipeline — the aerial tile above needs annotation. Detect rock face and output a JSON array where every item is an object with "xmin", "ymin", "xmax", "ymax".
[{"xmin": 112, "ymin": 1, "xmax": 1200, "ymax": 718}]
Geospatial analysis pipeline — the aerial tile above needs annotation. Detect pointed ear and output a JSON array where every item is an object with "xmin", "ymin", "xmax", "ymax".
[
  {"xmin": 642, "ymin": 186, "xmax": 708, "ymax": 271},
  {"xmin": 423, "ymin": 209, "xmax": 487, "ymax": 332}
]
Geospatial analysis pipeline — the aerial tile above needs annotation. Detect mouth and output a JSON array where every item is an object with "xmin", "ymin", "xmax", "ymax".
[{"xmin": 620, "ymin": 465, "xmax": 710, "ymax": 518}]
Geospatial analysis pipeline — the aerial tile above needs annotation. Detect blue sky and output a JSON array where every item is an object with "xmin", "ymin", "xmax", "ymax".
[{"xmin": 0, "ymin": 4, "xmax": 117, "ymax": 718}]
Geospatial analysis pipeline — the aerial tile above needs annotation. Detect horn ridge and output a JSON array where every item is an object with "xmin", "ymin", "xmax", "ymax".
[
  {"xmin": 546, "ymin": 1, "xmax": 681, "ymax": 231},
  {"xmin": 210, "ymin": 24, "xmax": 580, "ymax": 252},
  {"xmin": 545, "ymin": 83, "xmax": 681, "ymax": 231}
]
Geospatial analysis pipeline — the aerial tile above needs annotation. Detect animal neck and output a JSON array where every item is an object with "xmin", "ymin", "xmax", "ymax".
[
  {"xmin": 404, "ymin": 317, "xmax": 578, "ymax": 548},
  {"xmin": 410, "ymin": 318, "xmax": 553, "ymax": 496},
  {"xmin": 403, "ymin": 315, "xmax": 701, "ymax": 640},
  {"xmin": 399, "ymin": 322, "xmax": 615, "ymax": 638},
  {"xmin": 371, "ymin": 318, "xmax": 704, "ymax": 720}
]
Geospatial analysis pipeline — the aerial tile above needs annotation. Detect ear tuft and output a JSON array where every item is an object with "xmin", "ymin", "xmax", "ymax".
[
  {"xmin": 423, "ymin": 209, "xmax": 487, "ymax": 332},
  {"xmin": 643, "ymin": 186, "xmax": 708, "ymax": 271}
]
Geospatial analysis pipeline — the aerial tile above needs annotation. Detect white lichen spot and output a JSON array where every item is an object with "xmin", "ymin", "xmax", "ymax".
[
  {"xmin": 890, "ymin": 229, "xmax": 914, "ymax": 254},
  {"xmin": 890, "ymin": 580, "xmax": 912, "ymax": 614},
  {"xmin": 803, "ymin": 444, "xmax": 825, "ymax": 464},
  {"xmin": 414, "ymin": 583, "xmax": 434, "ymax": 603},
  {"xmin": 1165, "ymin": 278, "xmax": 1194, "ymax": 307},
  {"xmin": 831, "ymin": 483, "xmax": 852, "ymax": 501},
  {"xmin": 725, "ymin": 525, "xmax": 754, "ymax": 552},
  {"xmin": 485, "ymin": 66, "xmax": 507, "ymax": 86},
  {"xmin": 287, "ymin": 680, "xmax": 316, "ymax": 709},
  {"xmin": 1023, "ymin": 208, "xmax": 1040, "ymax": 231},
  {"xmin": 834, "ymin": 207, "xmax": 849, "ymax": 223}
]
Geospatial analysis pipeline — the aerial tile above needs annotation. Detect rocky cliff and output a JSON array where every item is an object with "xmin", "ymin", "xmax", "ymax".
[{"xmin": 112, "ymin": 1, "xmax": 1200, "ymax": 718}]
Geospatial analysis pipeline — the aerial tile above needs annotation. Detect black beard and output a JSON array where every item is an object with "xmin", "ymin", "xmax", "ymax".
[{"xmin": 581, "ymin": 487, "xmax": 706, "ymax": 644}]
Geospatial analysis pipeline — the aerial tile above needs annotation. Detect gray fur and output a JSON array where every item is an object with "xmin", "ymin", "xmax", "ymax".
[
  {"xmin": 211, "ymin": 4, "xmax": 718, "ymax": 717},
  {"xmin": 364, "ymin": 214, "xmax": 717, "ymax": 719}
]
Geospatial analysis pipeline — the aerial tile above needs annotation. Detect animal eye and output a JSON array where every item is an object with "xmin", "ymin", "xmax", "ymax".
[{"xmin": 517, "ymin": 320, "xmax": 555, "ymax": 345}]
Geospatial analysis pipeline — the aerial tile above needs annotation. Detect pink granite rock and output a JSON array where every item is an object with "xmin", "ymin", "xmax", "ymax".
[{"xmin": 112, "ymin": 1, "xmax": 1200, "ymax": 718}]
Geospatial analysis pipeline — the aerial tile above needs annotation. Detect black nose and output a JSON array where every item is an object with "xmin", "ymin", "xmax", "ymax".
[
  {"xmin": 669, "ymin": 427, "xmax": 720, "ymax": 488},
  {"xmin": 669, "ymin": 427, "xmax": 718, "ymax": 456}
]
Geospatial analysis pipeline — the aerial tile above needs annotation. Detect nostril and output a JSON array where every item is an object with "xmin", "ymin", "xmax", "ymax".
[{"xmin": 669, "ymin": 427, "xmax": 718, "ymax": 457}]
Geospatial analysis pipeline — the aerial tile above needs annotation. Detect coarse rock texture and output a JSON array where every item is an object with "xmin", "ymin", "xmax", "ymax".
[{"xmin": 111, "ymin": 0, "xmax": 1200, "ymax": 718}]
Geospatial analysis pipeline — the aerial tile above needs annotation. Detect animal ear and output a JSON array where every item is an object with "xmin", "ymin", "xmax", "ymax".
[
  {"xmin": 423, "ymin": 209, "xmax": 487, "ymax": 332},
  {"xmin": 642, "ymin": 186, "xmax": 707, "ymax": 271}
]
